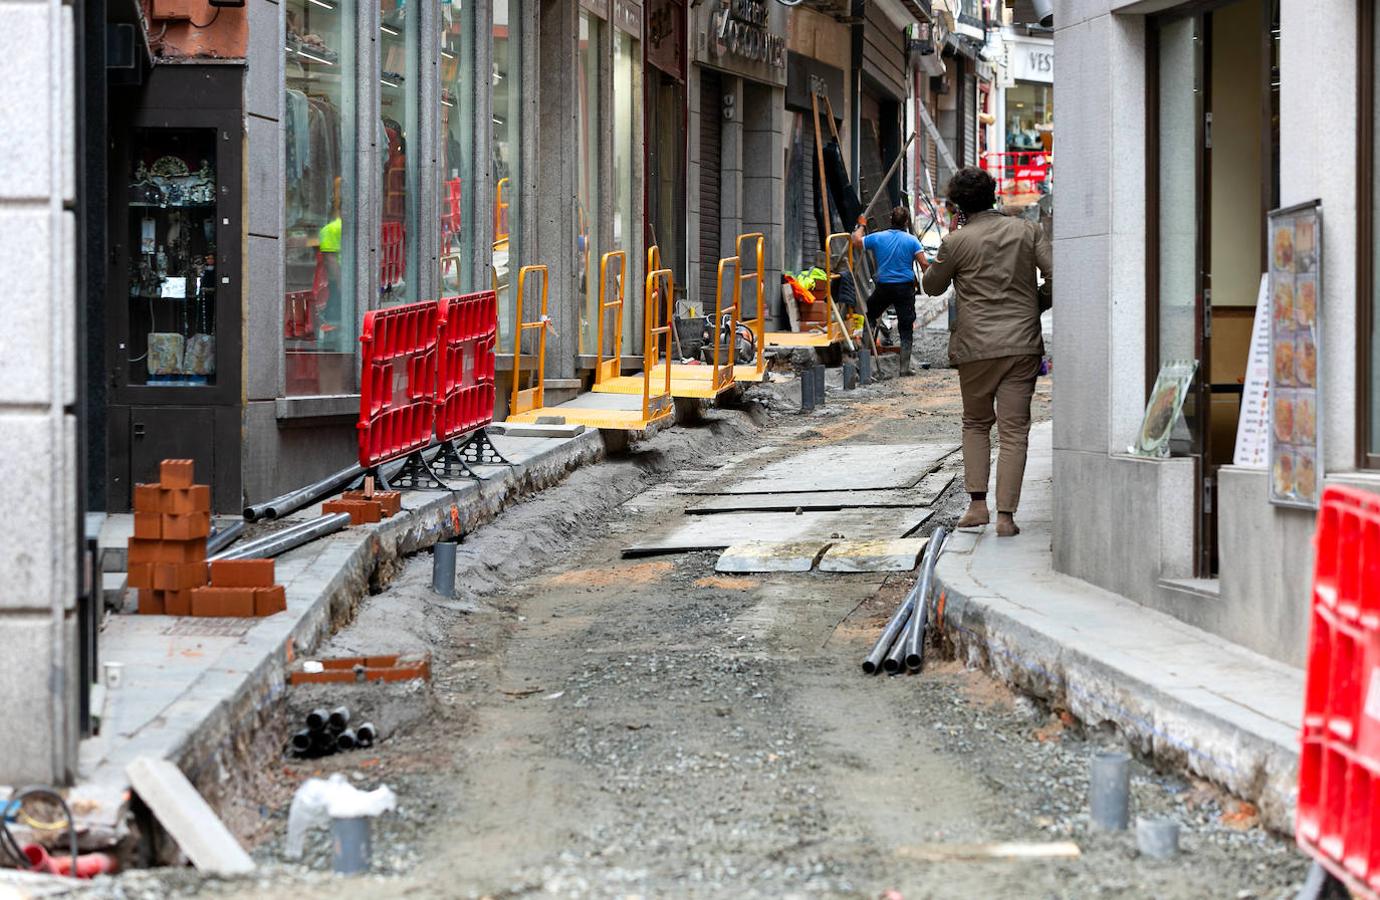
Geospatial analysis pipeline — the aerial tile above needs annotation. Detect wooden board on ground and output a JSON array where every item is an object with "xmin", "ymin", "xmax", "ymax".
[
  {"xmin": 622, "ymin": 507, "xmax": 932, "ymax": 557},
  {"xmin": 818, "ymin": 538, "xmax": 928, "ymax": 573},
  {"xmin": 715, "ymin": 541, "xmax": 833, "ymax": 573},
  {"xmin": 692, "ymin": 443, "xmax": 956, "ymax": 495},
  {"xmin": 684, "ymin": 473, "xmax": 955, "ymax": 513},
  {"xmin": 126, "ymin": 756, "xmax": 255, "ymax": 875}
]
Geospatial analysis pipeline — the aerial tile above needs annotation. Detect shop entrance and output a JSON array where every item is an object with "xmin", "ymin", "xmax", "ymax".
[
  {"xmin": 1150, "ymin": 0, "xmax": 1279, "ymax": 575},
  {"xmin": 105, "ymin": 68, "xmax": 243, "ymax": 513}
]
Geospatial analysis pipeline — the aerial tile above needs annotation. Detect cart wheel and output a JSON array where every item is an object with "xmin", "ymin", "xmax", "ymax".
[{"xmin": 1298, "ymin": 861, "xmax": 1351, "ymax": 900}]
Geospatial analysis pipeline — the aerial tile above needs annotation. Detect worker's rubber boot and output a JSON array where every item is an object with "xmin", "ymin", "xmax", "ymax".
[{"xmin": 899, "ymin": 341, "xmax": 914, "ymax": 377}]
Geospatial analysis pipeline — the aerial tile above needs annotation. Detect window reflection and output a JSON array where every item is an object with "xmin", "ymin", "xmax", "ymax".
[
  {"xmin": 577, "ymin": 13, "xmax": 603, "ymax": 354},
  {"xmin": 493, "ymin": 1, "xmax": 521, "ymax": 342}
]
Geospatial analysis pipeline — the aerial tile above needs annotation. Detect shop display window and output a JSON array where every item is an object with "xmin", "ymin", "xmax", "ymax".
[
  {"xmin": 380, "ymin": 0, "xmax": 420, "ymax": 305},
  {"xmin": 493, "ymin": 0, "xmax": 522, "ymax": 344},
  {"xmin": 284, "ymin": 0, "xmax": 358, "ymax": 395},
  {"xmin": 612, "ymin": 28, "xmax": 640, "ymax": 353},
  {"xmin": 125, "ymin": 129, "xmax": 219, "ymax": 387},
  {"xmin": 577, "ymin": 12, "xmax": 604, "ymax": 355},
  {"xmin": 440, "ymin": 0, "xmax": 475, "ymax": 294}
]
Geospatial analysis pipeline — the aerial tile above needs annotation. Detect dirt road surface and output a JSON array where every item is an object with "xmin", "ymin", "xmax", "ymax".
[{"xmin": 101, "ymin": 337, "xmax": 1310, "ymax": 899}]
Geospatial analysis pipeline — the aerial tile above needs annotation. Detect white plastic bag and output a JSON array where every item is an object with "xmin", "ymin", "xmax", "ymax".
[{"xmin": 284, "ymin": 773, "xmax": 397, "ymax": 860}]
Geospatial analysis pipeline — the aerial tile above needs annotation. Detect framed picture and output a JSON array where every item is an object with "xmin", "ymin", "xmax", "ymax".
[{"xmin": 1267, "ymin": 200, "xmax": 1323, "ymax": 509}]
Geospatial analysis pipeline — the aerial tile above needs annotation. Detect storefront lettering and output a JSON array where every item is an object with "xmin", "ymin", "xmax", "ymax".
[{"xmin": 710, "ymin": 0, "xmax": 785, "ymax": 69}]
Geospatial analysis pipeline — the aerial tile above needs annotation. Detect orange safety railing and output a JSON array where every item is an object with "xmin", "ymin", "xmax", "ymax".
[
  {"xmin": 509, "ymin": 264, "xmax": 548, "ymax": 417},
  {"xmin": 595, "ymin": 250, "xmax": 627, "ymax": 385},
  {"xmin": 708, "ymin": 256, "xmax": 741, "ymax": 393},
  {"xmin": 642, "ymin": 268, "xmax": 675, "ymax": 421},
  {"xmin": 735, "ymin": 232, "xmax": 767, "ymax": 377},
  {"xmin": 823, "ymin": 232, "xmax": 855, "ymax": 344},
  {"xmin": 494, "ymin": 177, "xmax": 511, "ymax": 242}
]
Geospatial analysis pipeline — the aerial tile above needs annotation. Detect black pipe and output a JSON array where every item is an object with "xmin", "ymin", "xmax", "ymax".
[
  {"xmin": 306, "ymin": 708, "xmax": 330, "ymax": 732},
  {"xmin": 356, "ymin": 722, "xmax": 376, "ymax": 747},
  {"xmin": 243, "ymin": 462, "xmax": 365, "ymax": 522},
  {"xmin": 290, "ymin": 730, "xmax": 313, "ymax": 752},
  {"xmin": 882, "ymin": 612, "xmax": 911, "ymax": 674},
  {"xmin": 210, "ymin": 512, "xmax": 352, "ymax": 561},
  {"xmin": 862, "ymin": 577, "xmax": 926, "ymax": 674},
  {"xmin": 206, "ymin": 520, "xmax": 246, "ymax": 556},
  {"xmin": 336, "ymin": 729, "xmax": 357, "ymax": 751},
  {"xmin": 328, "ymin": 706, "xmax": 350, "ymax": 730},
  {"xmin": 903, "ymin": 527, "xmax": 949, "ymax": 672}
]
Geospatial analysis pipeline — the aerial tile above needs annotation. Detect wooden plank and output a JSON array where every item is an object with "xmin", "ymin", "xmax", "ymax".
[{"xmin": 126, "ymin": 756, "xmax": 255, "ymax": 875}]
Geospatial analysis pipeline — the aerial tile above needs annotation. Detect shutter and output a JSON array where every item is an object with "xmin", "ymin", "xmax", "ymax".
[{"xmin": 698, "ymin": 70, "xmax": 723, "ymax": 311}]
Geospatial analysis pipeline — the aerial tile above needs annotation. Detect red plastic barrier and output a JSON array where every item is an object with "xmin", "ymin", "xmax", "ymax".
[
  {"xmin": 441, "ymin": 178, "xmax": 463, "ymax": 254},
  {"xmin": 1298, "ymin": 486, "xmax": 1380, "ymax": 894},
  {"xmin": 357, "ymin": 300, "xmax": 439, "ymax": 468},
  {"xmin": 435, "ymin": 291, "xmax": 498, "ymax": 441}
]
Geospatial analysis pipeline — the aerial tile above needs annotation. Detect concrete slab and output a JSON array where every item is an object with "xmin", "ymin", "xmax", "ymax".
[
  {"xmin": 715, "ymin": 540, "xmax": 832, "ymax": 573},
  {"xmin": 488, "ymin": 422, "xmax": 588, "ymax": 438},
  {"xmin": 934, "ymin": 422, "xmax": 1304, "ymax": 833},
  {"xmin": 707, "ymin": 442, "xmax": 956, "ymax": 494},
  {"xmin": 818, "ymin": 538, "xmax": 928, "ymax": 573},
  {"xmin": 684, "ymin": 472, "xmax": 955, "ymax": 513},
  {"xmin": 623, "ymin": 507, "xmax": 932, "ymax": 557},
  {"xmin": 127, "ymin": 757, "xmax": 254, "ymax": 875}
]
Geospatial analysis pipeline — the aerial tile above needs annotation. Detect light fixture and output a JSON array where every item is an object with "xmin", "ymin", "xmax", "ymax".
[
  {"xmin": 380, "ymin": 23, "xmax": 400, "ymax": 35},
  {"xmin": 441, "ymin": 49, "xmax": 456, "ymax": 60},
  {"xmin": 296, "ymin": 48, "xmax": 334, "ymax": 65},
  {"xmin": 307, "ymin": 0, "xmax": 334, "ymax": 9}
]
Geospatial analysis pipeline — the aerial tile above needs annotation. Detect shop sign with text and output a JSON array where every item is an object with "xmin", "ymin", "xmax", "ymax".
[{"xmin": 709, "ymin": 0, "xmax": 786, "ymax": 70}]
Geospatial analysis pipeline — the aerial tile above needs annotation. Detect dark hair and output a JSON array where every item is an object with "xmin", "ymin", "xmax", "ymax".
[
  {"xmin": 946, "ymin": 166, "xmax": 997, "ymax": 215},
  {"xmin": 889, "ymin": 206, "xmax": 911, "ymax": 230}
]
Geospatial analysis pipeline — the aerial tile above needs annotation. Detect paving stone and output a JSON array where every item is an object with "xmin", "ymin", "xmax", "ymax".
[{"xmin": 818, "ymin": 538, "xmax": 928, "ymax": 573}]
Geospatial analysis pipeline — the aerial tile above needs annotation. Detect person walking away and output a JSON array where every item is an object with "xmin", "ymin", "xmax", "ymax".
[
  {"xmin": 920, "ymin": 167, "xmax": 1051, "ymax": 537},
  {"xmin": 851, "ymin": 206, "xmax": 926, "ymax": 375}
]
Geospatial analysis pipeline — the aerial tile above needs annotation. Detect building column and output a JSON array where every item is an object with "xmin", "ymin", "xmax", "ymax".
[{"xmin": 0, "ymin": 0, "xmax": 79, "ymax": 784}]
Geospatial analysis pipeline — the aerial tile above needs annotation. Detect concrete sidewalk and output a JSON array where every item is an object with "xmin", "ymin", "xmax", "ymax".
[{"xmin": 934, "ymin": 421, "xmax": 1304, "ymax": 832}]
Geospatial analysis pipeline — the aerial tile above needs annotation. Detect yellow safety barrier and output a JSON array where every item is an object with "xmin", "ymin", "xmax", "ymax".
[
  {"xmin": 734, "ymin": 232, "xmax": 768, "ymax": 382},
  {"xmin": 595, "ymin": 250, "xmax": 627, "ymax": 385},
  {"xmin": 766, "ymin": 233, "xmax": 851, "ymax": 349},
  {"xmin": 494, "ymin": 177, "xmax": 511, "ymax": 242},
  {"xmin": 592, "ymin": 245, "xmax": 738, "ymax": 401},
  {"xmin": 509, "ymin": 264, "xmax": 549, "ymax": 417},
  {"xmin": 504, "ymin": 256, "xmax": 672, "ymax": 431}
]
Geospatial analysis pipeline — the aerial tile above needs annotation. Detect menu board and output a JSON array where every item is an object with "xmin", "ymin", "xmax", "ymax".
[
  {"xmin": 1267, "ymin": 201, "xmax": 1323, "ymax": 509},
  {"xmin": 1233, "ymin": 276, "xmax": 1271, "ymax": 469}
]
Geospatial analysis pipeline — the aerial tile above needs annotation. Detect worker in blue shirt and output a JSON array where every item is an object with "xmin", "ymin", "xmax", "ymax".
[{"xmin": 851, "ymin": 206, "xmax": 926, "ymax": 375}]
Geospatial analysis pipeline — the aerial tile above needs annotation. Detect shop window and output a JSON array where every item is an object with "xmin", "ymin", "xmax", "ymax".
[
  {"xmin": 1366, "ymin": 0, "xmax": 1380, "ymax": 466},
  {"xmin": 380, "ymin": 0, "xmax": 419, "ymax": 305},
  {"xmin": 440, "ymin": 0, "xmax": 475, "ymax": 293},
  {"xmin": 612, "ymin": 28, "xmax": 640, "ymax": 353},
  {"xmin": 126, "ymin": 129, "xmax": 219, "ymax": 387},
  {"xmin": 577, "ymin": 12, "xmax": 604, "ymax": 355},
  {"xmin": 284, "ymin": 0, "xmax": 359, "ymax": 395},
  {"xmin": 493, "ymin": 0, "xmax": 522, "ymax": 344}
]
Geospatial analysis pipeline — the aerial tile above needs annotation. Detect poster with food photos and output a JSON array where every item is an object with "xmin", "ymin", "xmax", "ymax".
[{"xmin": 1267, "ymin": 200, "xmax": 1322, "ymax": 509}]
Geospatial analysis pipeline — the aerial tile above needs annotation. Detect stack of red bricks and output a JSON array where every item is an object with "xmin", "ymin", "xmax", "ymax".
[
  {"xmin": 322, "ymin": 489, "xmax": 403, "ymax": 526},
  {"xmin": 191, "ymin": 559, "xmax": 287, "ymax": 618},
  {"xmin": 126, "ymin": 459, "xmax": 212, "ymax": 615}
]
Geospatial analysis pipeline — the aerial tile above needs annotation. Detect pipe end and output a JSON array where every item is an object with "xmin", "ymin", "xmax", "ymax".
[{"xmin": 861, "ymin": 661, "xmax": 878, "ymax": 675}]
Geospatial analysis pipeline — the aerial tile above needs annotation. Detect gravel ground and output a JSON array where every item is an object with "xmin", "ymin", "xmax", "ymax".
[{"xmin": 61, "ymin": 329, "xmax": 1311, "ymax": 899}]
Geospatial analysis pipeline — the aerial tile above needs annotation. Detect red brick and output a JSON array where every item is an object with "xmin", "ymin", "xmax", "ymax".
[
  {"xmin": 290, "ymin": 669, "xmax": 357, "ymax": 685},
  {"xmin": 165, "ymin": 485, "xmax": 211, "ymax": 515},
  {"xmin": 127, "ymin": 562, "xmax": 154, "ymax": 589},
  {"xmin": 254, "ymin": 585, "xmax": 287, "ymax": 617},
  {"xmin": 161, "ymin": 512, "xmax": 211, "ymax": 541},
  {"xmin": 321, "ymin": 656, "xmax": 367, "ymax": 669},
  {"xmin": 322, "ymin": 499, "xmax": 381, "ymax": 525},
  {"xmin": 133, "ymin": 483, "xmax": 164, "ymax": 513},
  {"xmin": 153, "ymin": 539, "xmax": 207, "ymax": 564},
  {"xmin": 342, "ymin": 490, "xmax": 402, "ymax": 517},
  {"xmin": 133, "ymin": 512, "xmax": 162, "ymax": 539},
  {"xmin": 127, "ymin": 538, "xmax": 159, "ymax": 564},
  {"xmin": 209, "ymin": 559, "xmax": 275, "ymax": 588},
  {"xmin": 363, "ymin": 655, "xmax": 400, "ymax": 668},
  {"xmin": 220, "ymin": 588, "xmax": 256, "ymax": 617},
  {"xmin": 190, "ymin": 586, "xmax": 221, "ymax": 617},
  {"xmin": 160, "ymin": 459, "xmax": 195, "ymax": 488},
  {"xmin": 164, "ymin": 590, "xmax": 192, "ymax": 617},
  {"xmin": 137, "ymin": 589, "xmax": 165, "ymax": 615},
  {"xmin": 153, "ymin": 561, "xmax": 207, "ymax": 591}
]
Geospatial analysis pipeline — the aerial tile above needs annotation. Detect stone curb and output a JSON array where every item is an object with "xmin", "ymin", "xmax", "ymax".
[{"xmin": 933, "ymin": 560, "xmax": 1300, "ymax": 834}]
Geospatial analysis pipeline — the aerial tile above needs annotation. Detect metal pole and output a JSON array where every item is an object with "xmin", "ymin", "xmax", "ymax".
[
  {"xmin": 243, "ymin": 463, "xmax": 366, "ymax": 522},
  {"xmin": 432, "ymin": 541, "xmax": 457, "ymax": 597},
  {"xmin": 903, "ymin": 527, "xmax": 949, "ymax": 672},
  {"xmin": 210, "ymin": 513, "xmax": 353, "ymax": 561},
  {"xmin": 842, "ymin": 361, "xmax": 857, "ymax": 390},
  {"xmin": 206, "ymin": 520, "xmax": 246, "ymax": 556},
  {"xmin": 858, "ymin": 348, "xmax": 872, "ymax": 384},
  {"xmin": 1090, "ymin": 751, "xmax": 1132, "ymax": 831},
  {"xmin": 862, "ymin": 576, "xmax": 927, "ymax": 674},
  {"xmin": 331, "ymin": 817, "xmax": 372, "ymax": 874}
]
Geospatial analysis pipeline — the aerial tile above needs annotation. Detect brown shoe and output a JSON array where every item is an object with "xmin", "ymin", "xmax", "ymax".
[
  {"xmin": 956, "ymin": 500, "xmax": 990, "ymax": 529},
  {"xmin": 996, "ymin": 513, "xmax": 1020, "ymax": 537}
]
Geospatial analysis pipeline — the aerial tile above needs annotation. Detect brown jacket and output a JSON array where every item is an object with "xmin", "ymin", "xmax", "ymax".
[{"xmin": 921, "ymin": 210, "xmax": 1052, "ymax": 366}]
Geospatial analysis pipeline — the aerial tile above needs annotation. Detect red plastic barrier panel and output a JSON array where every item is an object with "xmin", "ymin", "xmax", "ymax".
[
  {"xmin": 435, "ymin": 291, "xmax": 498, "ymax": 441},
  {"xmin": 357, "ymin": 300, "xmax": 439, "ymax": 468},
  {"xmin": 1298, "ymin": 486, "xmax": 1380, "ymax": 893},
  {"xmin": 441, "ymin": 178, "xmax": 463, "ymax": 254}
]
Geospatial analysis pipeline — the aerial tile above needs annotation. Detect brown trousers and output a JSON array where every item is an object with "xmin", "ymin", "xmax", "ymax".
[{"xmin": 957, "ymin": 354, "xmax": 1041, "ymax": 513}]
